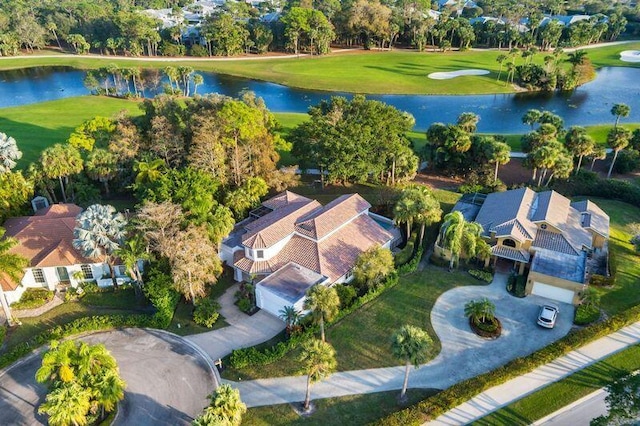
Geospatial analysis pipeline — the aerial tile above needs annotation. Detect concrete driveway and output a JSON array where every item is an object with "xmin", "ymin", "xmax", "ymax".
[
  {"xmin": 231, "ymin": 272, "xmax": 575, "ymax": 407},
  {"xmin": 0, "ymin": 328, "xmax": 218, "ymax": 426},
  {"xmin": 428, "ymin": 272, "xmax": 575, "ymax": 385}
]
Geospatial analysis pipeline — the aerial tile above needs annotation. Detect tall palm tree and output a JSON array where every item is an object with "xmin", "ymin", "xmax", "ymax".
[
  {"xmin": 489, "ymin": 141, "xmax": 511, "ymax": 182},
  {"xmin": 588, "ymin": 145, "xmax": 607, "ymax": 171},
  {"xmin": 464, "ymin": 298, "xmax": 496, "ymax": 324},
  {"xmin": 394, "ymin": 195, "xmax": 417, "ymax": 240},
  {"xmin": 85, "ymin": 148, "xmax": 118, "ymax": 196},
  {"xmin": 522, "ymin": 109, "xmax": 542, "ymax": 130},
  {"xmin": 193, "ymin": 73, "xmax": 204, "ymax": 95},
  {"xmin": 564, "ymin": 126, "xmax": 595, "ymax": 173},
  {"xmin": 456, "ymin": 112, "xmax": 479, "ymax": 133},
  {"xmin": 73, "ymin": 204, "xmax": 127, "ymax": 287},
  {"xmin": 607, "ymin": 127, "xmax": 631, "ymax": 178},
  {"xmin": 92, "ymin": 369, "xmax": 126, "ymax": 417},
  {"xmin": 0, "ymin": 227, "xmax": 28, "ymax": 324},
  {"xmin": 115, "ymin": 235, "xmax": 151, "ymax": 298},
  {"xmin": 278, "ymin": 305, "xmax": 301, "ymax": 336},
  {"xmin": 611, "ymin": 103, "xmax": 631, "ymax": 129},
  {"xmin": 413, "ymin": 189, "xmax": 443, "ymax": 247},
  {"xmin": 566, "ymin": 49, "xmax": 588, "ymax": 67},
  {"xmin": 38, "ymin": 382, "xmax": 92, "ymax": 426},
  {"xmin": 495, "ymin": 54, "xmax": 507, "ymax": 82},
  {"xmin": 0, "ymin": 132, "xmax": 22, "ymax": 173},
  {"xmin": 391, "ymin": 325, "xmax": 432, "ymax": 401},
  {"xmin": 304, "ymin": 285, "xmax": 339, "ymax": 343},
  {"xmin": 40, "ymin": 144, "xmax": 83, "ymax": 203},
  {"xmin": 207, "ymin": 384, "xmax": 246, "ymax": 425},
  {"xmin": 438, "ymin": 211, "xmax": 486, "ymax": 269},
  {"xmin": 298, "ymin": 339, "xmax": 337, "ymax": 411}
]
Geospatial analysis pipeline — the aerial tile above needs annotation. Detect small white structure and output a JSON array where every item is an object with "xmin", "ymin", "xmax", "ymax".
[
  {"xmin": 0, "ymin": 204, "xmax": 131, "ymax": 308},
  {"xmin": 220, "ymin": 191, "xmax": 399, "ymax": 318}
]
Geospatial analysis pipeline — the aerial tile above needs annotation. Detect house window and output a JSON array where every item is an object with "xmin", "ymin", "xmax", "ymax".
[
  {"xmin": 32, "ymin": 269, "xmax": 45, "ymax": 284},
  {"xmin": 540, "ymin": 224, "xmax": 547, "ymax": 230},
  {"xmin": 81, "ymin": 265, "xmax": 93, "ymax": 280},
  {"xmin": 503, "ymin": 239, "xmax": 516, "ymax": 248},
  {"xmin": 345, "ymin": 269, "xmax": 353, "ymax": 280},
  {"xmin": 256, "ymin": 250, "xmax": 264, "ymax": 259}
]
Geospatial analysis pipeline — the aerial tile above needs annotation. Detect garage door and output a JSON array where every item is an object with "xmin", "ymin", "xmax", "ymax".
[{"xmin": 531, "ymin": 282, "xmax": 575, "ymax": 304}]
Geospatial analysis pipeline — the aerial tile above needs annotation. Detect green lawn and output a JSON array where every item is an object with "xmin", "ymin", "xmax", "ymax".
[
  {"xmin": 244, "ymin": 388, "xmax": 438, "ymax": 426},
  {"xmin": 588, "ymin": 199, "xmax": 640, "ymax": 315},
  {"xmin": 222, "ymin": 266, "xmax": 483, "ymax": 380},
  {"xmin": 80, "ymin": 287, "xmax": 142, "ymax": 310},
  {"xmin": 1, "ymin": 42, "xmax": 638, "ymax": 95},
  {"xmin": 0, "ymin": 96, "xmax": 143, "ymax": 168},
  {"xmin": 474, "ymin": 344, "xmax": 640, "ymax": 425}
]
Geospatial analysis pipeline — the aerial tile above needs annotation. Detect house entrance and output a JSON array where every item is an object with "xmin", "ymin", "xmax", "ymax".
[{"xmin": 56, "ymin": 267, "xmax": 70, "ymax": 282}]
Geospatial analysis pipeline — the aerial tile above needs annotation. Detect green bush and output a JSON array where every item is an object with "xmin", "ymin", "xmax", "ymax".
[
  {"xmin": 590, "ymin": 274, "xmax": 615, "ymax": 287},
  {"xmin": 468, "ymin": 269, "xmax": 492, "ymax": 283},
  {"xmin": 375, "ymin": 304, "xmax": 640, "ymax": 425},
  {"xmin": 506, "ymin": 274, "xmax": 527, "ymax": 297},
  {"xmin": 397, "ymin": 246, "xmax": 424, "ymax": 275},
  {"xmin": 193, "ymin": 299, "xmax": 220, "ymax": 328},
  {"xmin": 394, "ymin": 235, "xmax": 416, "ymax": 267},
  {"xmin": 11, "ymin": 288, "xmax": 54, "ymax": 309},
  {"xmin": 237, "ymin": 298, "xmax": 252, "ymax": 313},
  {"xmin": 0, "ymin": 325, "xmax": 6, "ymax": 347},
  {"xmin": 553, "ymin": 171, "xmax": 640, "ymax": 208},
  {"xmin": 575, "ymin": 304, "xmax": 600, "ymax": 325},
  {"xmin": 189, "ymin": 44, "xmax": 209, "ymax": 57},
  {"xmin": 336, "ymin": 284, "xmax": 357, "ymax": 309},
  {"xmin": 80, "ymin": 281, "xmax": 100, "ymax": 294}
]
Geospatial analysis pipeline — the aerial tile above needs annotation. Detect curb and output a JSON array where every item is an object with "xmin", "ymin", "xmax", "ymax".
[{"xmin": 531, "ymin": 388, "xmax": 606, "ymax": 425}]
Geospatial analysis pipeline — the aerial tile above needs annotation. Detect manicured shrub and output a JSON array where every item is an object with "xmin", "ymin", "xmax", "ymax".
[
  {"xmin": 335, "ymin": 284, "xmax": 357, "ymax": 309},
  {"xmin": 506, "ymin": 274, "xmax": 527, "ymax": 297},
  {"xmin": 590, "ymin": 274, "xmax": 615, "ymax": 287},
  {"xmin": 193, "ymin": 299, "xmax": 221, "ymax": 328},
  {"xmin": 0, "ymin": 325, "xmax": 6, "ymax": 346},
  {"xmin": 11, "ymin": 288, "xmax": 54, "ymax": 309},
  {"xmin": 189, "ymin": 44, "xmax": 208, "ymax": 57},
  {"xmin": 468, "ymin": 269, "xmax": 492, "ymax": 283},
  {"xmin": 237, "ymin": 298, "xmax": 252, "ymax": 313},
  {"xmin": 80, "ymin": 281, "xmax": 100, "ymax": 294}
]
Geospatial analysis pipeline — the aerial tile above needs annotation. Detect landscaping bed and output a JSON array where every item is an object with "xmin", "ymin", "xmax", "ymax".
[
  {"xmin": 469, "ymin": 317, "xmax": 502, "ymax": 339},
  {"xmin": 11, "ymin": 288, "xmax": 54, "ymax": 310}
]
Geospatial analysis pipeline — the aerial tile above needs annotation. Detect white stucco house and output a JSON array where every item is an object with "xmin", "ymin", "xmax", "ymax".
[
  {"xmin": 219, "ymin": 191, "xmax": 400, "ymax": 317},
  {"xmin": 0, "ymin": 204, "xmax": 131, "ymax": 309}
]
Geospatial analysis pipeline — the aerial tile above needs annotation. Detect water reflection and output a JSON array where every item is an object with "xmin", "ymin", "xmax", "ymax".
[{"xmin": 0, "ymin": 65, "xmax": 638, "ymax": 133}]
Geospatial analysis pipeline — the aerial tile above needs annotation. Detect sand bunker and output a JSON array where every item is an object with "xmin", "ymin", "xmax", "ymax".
[
  {"xmin": 428, "ymin": 69, "xmax": 490, "ymax": 80},
  {"xmin": 620, "ymin": 50, "xmax": 640, "ymax": 63}
]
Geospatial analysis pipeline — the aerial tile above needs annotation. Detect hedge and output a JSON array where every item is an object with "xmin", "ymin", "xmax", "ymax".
[
  {"xmin": 11, "ymin": 288, "xmax": 54, "ymax": 310},
  {"xmin": 0, "ymin": 325, "xmax": 6, "ymax": 347},
  {"xmin": 229, "ymin": 247, "xmax": 424, "ymax": 369},
  {"xmin": 468, "ymin": 269, "xmax": 493, "ymax": 283},
  {"xmin": 374, "ymin": 303, "xmax": 640, "ymax": 425},
  {"xmin": 0, "ymin": 313, "xmax": 162, "ymax": 370}
]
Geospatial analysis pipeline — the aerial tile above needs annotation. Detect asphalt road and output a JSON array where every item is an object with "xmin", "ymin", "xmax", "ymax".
[
  {"xmin": 0, "ymin": 328, "xmax": 218, "ymax": 426},
  {"xmin": 536, "ymin": 389, "xmax": 607, "ymax": 425}
]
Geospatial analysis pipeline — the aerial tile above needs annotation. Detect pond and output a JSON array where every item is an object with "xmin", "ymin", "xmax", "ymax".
[{"xmin": 0, "ymin": 66, "xmax": 638, "ymax": 133}]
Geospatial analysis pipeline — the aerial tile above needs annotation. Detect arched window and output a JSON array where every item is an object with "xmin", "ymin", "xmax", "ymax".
[{"xmin": 503, "ymin": 238, "xmax": 516, "ymax": 248}]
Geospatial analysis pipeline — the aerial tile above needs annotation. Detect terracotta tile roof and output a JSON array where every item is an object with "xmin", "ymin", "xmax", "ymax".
[
  {"xmin": 261, "ymin": 191, "xmax": 312, "ymax": 210},
  {"xmin": 233, "ymin": 193, "xmax": 394, "ymax": 283},
  {"xmin": 242, "ymin": 200, "xmax": 321, "ymax": 249},
  {"xmin": 295, "ymin": 194, "xmax": 371, "ymax": 240},
  {"xmin": 0, "ymin": 204, "xmax": 91, "ymax": 291}
]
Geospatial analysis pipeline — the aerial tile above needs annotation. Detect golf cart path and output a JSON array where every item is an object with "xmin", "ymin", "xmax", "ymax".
[{"xmin": 229, "ymin": 273, "xmax": 575, "ymax": 407}]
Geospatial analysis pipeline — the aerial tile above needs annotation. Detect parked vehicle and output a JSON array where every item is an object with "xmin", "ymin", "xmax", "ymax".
[{"xmin": 537, "ymin": 304, "xmax": 559, "ymax": 329}]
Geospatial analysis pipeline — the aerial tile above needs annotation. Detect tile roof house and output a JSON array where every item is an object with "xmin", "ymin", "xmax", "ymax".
[
  {"xmin": 220, "ymin": 191, "xmax": 400, "ymax": 318},
  {"xmin": 448, "ymin": 188, "xmax": 609, "ymax": 305},
  {"xmin": 1, "ymin": 204, "xmax": 131, "ymax": 310}
]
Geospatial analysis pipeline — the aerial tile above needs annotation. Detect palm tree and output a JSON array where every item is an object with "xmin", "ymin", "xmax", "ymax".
[
  {"xmin": 566, "ymin": 49, "xmax": 588, "ymax": 67},
  {"xmin": 298, "ymin": 339, "xmax": 337, "ymax": 411},
  {"xmin": 456, "ymin": 112, "xmax": 479, "ymax": 133},
  {"xmin": 279, "ymin": 305, "xmax": 301, "ymax": 336},
  {"xmin": 304, "ymin": 285, "xmax": 339, "ymax": 343},
  {"xmin": 413, "ymin": 188, "xmax": 443, "ymax": 246},
  {"xmin": 464, "ymin": 298, "xmax": 496, "ymax": 325},
  {"xmin": 611, "ymin": 103, "xmax": 631, "ymax": 129},
  {"xmin": 73, "ymin": 204, "xmax": 127, "ymax": 287},
  {"xmin": 588, "ymin": 145, "xmax": 607, "ymax": 171},
  {"xmin": 0, "ymin": 227, "xmax": 28, "ymax": 324},
  {"xmin": 489, "ymin": 141, "xmax": 511, "ymax": 182},
  {"xmin": 92, "ymin": 369, "xmax": 126, "ymax": 417},
  {"xmin": 40, "ymin": 144, "xmax": 83, "ymax": 203},
  {"xmin": 134, "ymin": 159, "xmax": 166, "ymax": 186},
  {"xmin": 390, "ymin": 325, "xmax": 432, "ymax": 401},
  {"xmin": 207, "ymin": 384, "xmax": 246, "ymax": 425},
  {"xmin": 85, "ymin": 148, "xmax": 118, "ymax": 196},
  {"xmin": 607, "ymin": 127, "xmax": 631, "ymax": 178},
  {"xmin": 495, "ymin": 54, "xmax": 507, "ymax": 82},
  {"xmin": 522, "ymin": 109, "xmax": 542, "ymax": 129},
  {"xmin": 394, "ymin": 194, "xmax": 417, "ymax": 240},
  {"xmin": 36, "ymin": 340, "xmax": 80, "ymax": 385},
  {"xmin": 38, "ymin": 382, "xmax": 92, "ymax": 426},
  {"xmin": 115, "ymin": 235, "xmax": 150, "ymax": 298},
  {"xmin": 0, "ymin": 132, "xmax": 22, "ymax": 173},
  {"xmin": 193, "ymin": 73, "xmax": 204, "ymax": 95},
  {"xmin": 564, "ymin": 126, "xmax": 595, "ymax": 173},
  {"xmin": 438, "ymin": 211, "xmax": 486, "ymax": 269}
]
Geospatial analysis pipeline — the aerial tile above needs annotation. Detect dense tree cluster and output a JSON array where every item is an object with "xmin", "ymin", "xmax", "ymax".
[
  {"xmin": 425, "ymin": 112, "xmax": 511, "ymax": 190},
  {"xmin": 0, "ymin": 0, "xmax": 634, "ymax": 57},
  {"xmin": 291, "ymin": 95, "xmax": 419, "ymax": 186}
]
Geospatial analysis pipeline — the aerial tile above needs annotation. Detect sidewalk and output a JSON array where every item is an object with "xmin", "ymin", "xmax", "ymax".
[{"xmin": 428, "ymin": 321, "xmax": 640, "ymax": 425}]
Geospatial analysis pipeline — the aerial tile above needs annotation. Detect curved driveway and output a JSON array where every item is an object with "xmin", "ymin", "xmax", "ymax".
[
  {"xmin": 0, "ymin": 328, "xmax": 218, "ymax": 425},
  {"xmin": 231, "ymin": 273, "xmax": 575, "ymax": 407}
]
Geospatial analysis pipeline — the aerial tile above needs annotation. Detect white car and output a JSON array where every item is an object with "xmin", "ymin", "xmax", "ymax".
[{"xmin": 537, "ymin": 304, "xmax": 559, "ymax": 329}]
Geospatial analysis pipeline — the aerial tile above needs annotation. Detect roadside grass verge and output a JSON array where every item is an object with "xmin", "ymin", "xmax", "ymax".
[
  {"xmin": 221, "ymin": 266, "xmax": 484, "ymax": 380},
  {"xmin": 243, "ymin": 388, "xmax": 438, "ymax": 426},
  {"xmin": 473, "ymin": 344, "xmax": 640, "ymax": 425},
  {"xmin": 1, "ymin": 42, "xmax": 638, "ymax": 95}
]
